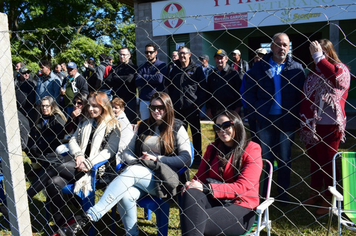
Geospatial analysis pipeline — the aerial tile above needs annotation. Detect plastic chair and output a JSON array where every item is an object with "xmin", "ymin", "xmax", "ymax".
[
  {"xmin": 241, "ymin": 159, "xmax": 274, "ymax": 236},
  {"xmin": 46, "ymin": 159, "xmax": 108, "ymax": 236},
  {"xmin": 327, "ymin": 152, "xmax": 356, "ymax": 236},
  {"xmin": 111, "ymin": 142, "xmax": 194, "ymax": 236}
]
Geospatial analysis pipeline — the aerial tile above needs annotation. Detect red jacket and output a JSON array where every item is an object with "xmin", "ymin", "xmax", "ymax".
[{"xmin": 194, "ymin": 141, "xmax": 262, "ymax": 209}]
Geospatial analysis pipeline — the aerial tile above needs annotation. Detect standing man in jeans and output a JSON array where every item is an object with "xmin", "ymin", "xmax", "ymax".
[
  {"xmin": 244, "ymin": 33, "xmax": 305, "ymax": 201},
  {"xmin": 166, "ymin": 46, "xmax": 202, "ymax": 164},
  {"xmin": 135, "ymin": 43, "xmax": 166, "ymax": 121}
]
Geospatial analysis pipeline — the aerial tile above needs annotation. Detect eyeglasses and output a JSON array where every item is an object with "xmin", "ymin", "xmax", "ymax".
[
  {"xmin": 41, "ymin": 105, "xmax": 51, "ymax": 109},
  {"xmin": 73, "ymin": 101, "xmax": 83, "ymax": 106},
  {"xmin": 149, "ymin": 105, "xmax": 165, "ymax": 111},
  {"xmin": 213, "ymin": 121, "xmax": 233, "ymax": 133},
  {"xmin": 145, "ymin": 51, "xmax": 156, "ymax": 55}
]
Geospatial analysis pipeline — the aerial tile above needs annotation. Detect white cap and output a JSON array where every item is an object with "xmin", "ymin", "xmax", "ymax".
[
  {"xmin": 255, "ymin": 48, "xmax": 267, "ymax": 55},
  {"xmin": 232, "ymin": 49, "xmax": 241, "ymax": 55}
]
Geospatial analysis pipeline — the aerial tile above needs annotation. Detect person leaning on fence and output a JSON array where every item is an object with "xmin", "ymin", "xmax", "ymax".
[
  {"xmin": 57, "ymin": 92, "xmax": 192, "ymax": 236},
  {"xmin": 206, "ymin": 49, "xmax": 242, "ymax": 119},
  {"xmin": 135, "ymin": 43, "xmax": 167, "ymax": 121},
  {"xmin": 27, "ymin": 91, "xmax": 121, "ymax": 231},
  {"xmin": 180, "ymin": 110, "xmax": 262, "ymax": 236},
  {"xmin": 300, "ymin": 39, "xmax": 350, "ymax": 215},
  {"xmin": 27, "ymin": 96, "xmax": 67, "ymax": 168},
  {"xmin": 244, "ymin": 33, "xmax": 305, "ymax": 202},
  {"xmin": 166, "ymin": 46, "xmax": 203, "ymax": 165}
]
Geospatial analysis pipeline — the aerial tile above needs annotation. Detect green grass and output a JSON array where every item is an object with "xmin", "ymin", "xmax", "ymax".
[{"xmin": 1, "ymin": 124, "xmax": 356, "ymax": 235}]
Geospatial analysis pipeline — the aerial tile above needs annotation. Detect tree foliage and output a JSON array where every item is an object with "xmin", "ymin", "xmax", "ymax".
[{"xmin": 1, "ymin": 0, "xmax": 135, "ymax": 71}]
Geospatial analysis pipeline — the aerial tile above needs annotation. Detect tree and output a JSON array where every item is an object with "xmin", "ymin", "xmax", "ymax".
[{"xmin": 1, "ymin": 0, "xmax": 135, "ymax": 70}]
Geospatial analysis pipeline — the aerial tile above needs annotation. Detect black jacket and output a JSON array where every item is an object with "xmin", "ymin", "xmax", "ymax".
[
  {"xmin": 207, "ymin": 64, "xmax": 242, "ymax": 115},
  {"xmin": 104, "ymin": 61, "xmax": 137, "ymax": 101},
  {"xmin": 166, "ymin": 59, "xmax": 200, "ymax": 110}
]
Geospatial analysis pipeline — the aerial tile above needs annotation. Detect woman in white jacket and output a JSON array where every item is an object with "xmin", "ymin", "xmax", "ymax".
[{"xmin": 27, "ymin": 91, "xmax": 121, "ymax": 230}]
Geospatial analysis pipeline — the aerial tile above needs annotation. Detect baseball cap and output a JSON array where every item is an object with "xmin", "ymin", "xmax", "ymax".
[
  {"xmin": 232, "ymin": 49, "xmax": 241, "ymax": 55},
  {"xmin": 19, "ymin": 66, "xmax": 31, "ymax": 74},
  {"xmin": 214, "ymin": 49, "xmax": 227, "ymax": 57},
  {"xmin": 67, "ymin": 62, "xmax": 77, "ymax": 69},
  {"xmin": 199, "ymin": 54, "xmax": 209, "ymax": 61},
  {"xmin": 255, "ymin": 48, "xmax": 267, "ymax": 55}
]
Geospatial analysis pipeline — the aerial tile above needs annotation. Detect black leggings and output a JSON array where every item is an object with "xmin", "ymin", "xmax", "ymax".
[
  {"xmin": 180, "ymin": 188, "xmax": 255, "ymax": 236},
  {"xmin": 27, "ymin": 160, "xmax": 84, "ymax": 226}
]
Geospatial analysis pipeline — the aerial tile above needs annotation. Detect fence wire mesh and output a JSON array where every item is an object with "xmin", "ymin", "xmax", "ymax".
[{"xmin": 0, "ymin": 2, "xmax": 356, "ymax": 236}]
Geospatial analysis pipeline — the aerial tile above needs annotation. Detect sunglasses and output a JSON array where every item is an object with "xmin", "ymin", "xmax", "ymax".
[
  {"xmin": 213, "ymin": 121, "xmax": 233, "ymax": 133},
  {"xmin": 73, "ymin": 101, "xmax": 83, "ymax": 106},
  {"xmin": 145, "ymin": 50, "xmax": 156, "ymax": 55},
  {"xmin": 149, "ymin": 105, "xmax": 165, "ymax": 111}
]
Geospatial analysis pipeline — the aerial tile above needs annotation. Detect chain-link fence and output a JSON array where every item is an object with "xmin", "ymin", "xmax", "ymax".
[{"xmin": 1, "ymin": 2, "xmax": 356, "ymax": 235}]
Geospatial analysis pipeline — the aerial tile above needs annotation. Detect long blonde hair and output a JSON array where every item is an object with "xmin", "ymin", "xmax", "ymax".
[
  {"xmin": 87, "ymin": 92, "xmax": 120, "ymax": 133},
  {"xmin": 38, "ymin": 96, "xmax": 67, "ymax": 123}
]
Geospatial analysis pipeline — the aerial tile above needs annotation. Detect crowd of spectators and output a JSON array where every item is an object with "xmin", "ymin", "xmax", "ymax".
[{"xmin": 10, "ymin": 32, "xmax": 350, "ymax": 235}]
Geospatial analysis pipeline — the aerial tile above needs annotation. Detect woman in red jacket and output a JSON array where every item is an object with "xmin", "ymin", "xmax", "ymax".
[
  {"xmin": 300, "ymin": 39, "xmax": 350, "ymax": 215},
  {"xmin": 180, "ymin": 110, "xmax": 262, "ymax": 235}
]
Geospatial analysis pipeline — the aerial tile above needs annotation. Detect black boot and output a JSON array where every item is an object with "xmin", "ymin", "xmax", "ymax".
[{"xmin": 57, "ymin": 214, "xmax": 91, "ymax": 236}]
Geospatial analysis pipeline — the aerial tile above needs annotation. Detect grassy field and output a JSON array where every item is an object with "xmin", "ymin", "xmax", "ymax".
[{"xmin": 0, "ymin": 122, "xmax": 356, "ymax": 235}]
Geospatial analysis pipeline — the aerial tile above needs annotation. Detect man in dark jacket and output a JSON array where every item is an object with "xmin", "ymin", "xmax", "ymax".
[
  {"xmin": 244, "ymin": 33, "xmax": 305, "ymax": 201},
  {"xmin": 166, "ymin": 46, "xmax": 202, "ymax": 164},
  {"xmin": 135, "ymin": 43, "xmax": 167, "ymax": 120},
  {"xmin": 206, "ymin": 49, "xmax": 242, "ymax": 118},
  {"xmin": 106, "ymin": 47, "xmax": 138, "ymax": 123},
  {"xmin": 60, "ymin": 62, "xmax": 89, "ymax": 116}
]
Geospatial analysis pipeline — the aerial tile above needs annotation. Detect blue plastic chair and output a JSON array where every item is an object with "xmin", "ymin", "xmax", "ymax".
[
  {"xmin": 46, "ymin": 159, "xmax": 108, "ymax": 236},
  {"xmin": 111, "ymin": 142, "xmax": 194, "ymax": 236}
]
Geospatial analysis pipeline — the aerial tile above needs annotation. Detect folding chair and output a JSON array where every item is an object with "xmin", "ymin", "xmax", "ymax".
[
  {"xmin": 327, "ymin": 152, "xmax": 356, "ymax": 236},
  {"xmin": 241, "ymin": 159, "xmax": 274, "ymax": 236},
  {"xmin": 111, "ymin": 142, "xmax": 194, "ymax": 236}
]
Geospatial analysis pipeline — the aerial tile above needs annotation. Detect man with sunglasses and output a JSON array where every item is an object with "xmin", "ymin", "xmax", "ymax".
[
  {"xmin": 166, "ymin": 46, "xmax": 202, "ymax": 165},
  {"xmin": 244, "ymin": 33, "xmax": 305, "ymax": 202},
  {"xmin": 15, "ymin": 66, "xmax": 36, "ymax": 128},
  {"xmin": 135, "ymin": 43, "xmax": 167, "ymax": 120}
]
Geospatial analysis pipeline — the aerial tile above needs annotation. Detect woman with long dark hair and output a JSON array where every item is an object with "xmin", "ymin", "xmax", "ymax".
[
  {"xmin": 27, "ymin": 92, "xmax": 120, "ymax": 230},
  {"xmin": 57, "ymin": 92, "xmax": 192, "ymax": 236},
  {"xmin": 300, "ymin": 39, "xmax": 350, "ymax": 214},
  {"xmin": 180, "ymin": 110, "xmax": 262, "ymax": 235}
]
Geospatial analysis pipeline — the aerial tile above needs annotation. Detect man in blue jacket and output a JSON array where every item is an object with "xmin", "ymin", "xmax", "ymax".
[
  {"xmin": 244, "ymin": 33, "xmax": 305, "ymax": 201},
  {"xmin": 135, "ymin": 43, "xmax": 167, "ymax": 120}
]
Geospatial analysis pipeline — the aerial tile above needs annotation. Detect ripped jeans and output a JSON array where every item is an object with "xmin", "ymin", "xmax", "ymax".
[{"xmin": 86, "ymin": 165, "xmax": 156, "ymax": 236}]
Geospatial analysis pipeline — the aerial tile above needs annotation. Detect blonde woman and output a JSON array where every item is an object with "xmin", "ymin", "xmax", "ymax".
[{"xmin": 27, "ymin": 92, "xmax": 120, "ymax": 231}]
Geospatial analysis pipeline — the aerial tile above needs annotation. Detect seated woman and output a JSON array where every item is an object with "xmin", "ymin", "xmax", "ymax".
[
  {"xmin": 56, "ymin": 94, "xmax": 88, "ymax": 155},
  {"xmin": 27, "ymin": 91, "xmax": 120, "ymax": 230},
  {"xmin": 180, "ymin": 110, "xmax": 262, "ymax": 236},
  {"xmin": 27, "ymin": 96, "xmax": 67, "ymax": 167},
  {"xmin": 58, "ymin": 92, "xmax": 192, "ymax": 236}
]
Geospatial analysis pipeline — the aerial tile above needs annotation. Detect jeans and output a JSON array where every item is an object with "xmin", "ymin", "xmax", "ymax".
[
  {"xmin": 139, "ymin": 100, "xmax": 150, "ymax": 121},
  {"xmin": 87, "ymin": 165, "xmax": 157, "ymax": 236},
  {"xmin": 257, "ymin": 115, "xmax": 294, "ymax": 197}
]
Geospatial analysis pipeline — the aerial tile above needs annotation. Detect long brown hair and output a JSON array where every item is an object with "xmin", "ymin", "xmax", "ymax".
[
  {"xmin": 87, "ymin": 91, "xmax": 119, "ymax": 132},
  {"xmin": 213, "ymin": 110, "xmax": 249, "ymax": 177},
  {"xmin": 148, "ymin": 92, "xmax": 175, "ymax": 155},
  {"xmin": 319, "ymin": 39, "xmax": 341, "ymax": 65}
]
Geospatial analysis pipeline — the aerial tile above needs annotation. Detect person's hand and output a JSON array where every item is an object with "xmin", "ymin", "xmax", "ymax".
[
  {"xmin": 309, "ymin": 40, "xmax": 323, "ymax": 56},
  {"xmin": 83, "ymin": 62, "xmax": 88, "ymax": 68},
  {"xmin": 60, "ymin": 88, "xmax": 66, "ymax": 95},
  {"xmin": 71, "ymin": 107, "xmax": 82, "ymax": 118},
  {"xmin": 75, "ymin": 155, "xmax": 89, "ymax": 172},
  {"xmin": 185, "ymin": 179, "xmax": 203, "ymax": 191},
  {"xmin": 139, "ymin": 152, "xmax": 158, "ymax": 161}
]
